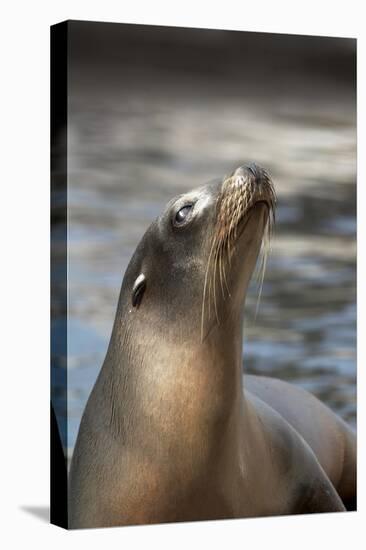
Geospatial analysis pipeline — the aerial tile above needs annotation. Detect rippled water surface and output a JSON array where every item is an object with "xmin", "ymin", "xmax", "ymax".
[{"xmin": 54, "ymin": 78, "xmax": 356, "ymax": 456}]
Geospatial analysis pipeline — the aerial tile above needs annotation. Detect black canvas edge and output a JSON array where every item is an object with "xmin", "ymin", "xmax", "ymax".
[
  {"xmin": 50, "ymin": 20, "xmax": 68, "ymax": 530},
  {"xmin": 52, "ymin": 18, "xmax": 358, "ymax": 40}
]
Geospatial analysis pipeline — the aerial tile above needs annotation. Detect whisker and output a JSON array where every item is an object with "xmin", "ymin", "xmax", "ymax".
[
  {"xmin": 221, "ymin": 240, "xmax": 231, "ymax": 298},
  {"xmin": 200, "ymin": 233, "xmax": 217, "ymax": 342},
  {"xmin": 217, "ymin": 241, "xmax": 226, "ymax": 300},
  {"xmin": 212, "ymin": 241, "xmax": 220, "ymax": 326},
  {"xmin": 254, "ymin": 218, "xmax": 271, "ymax": 319}
]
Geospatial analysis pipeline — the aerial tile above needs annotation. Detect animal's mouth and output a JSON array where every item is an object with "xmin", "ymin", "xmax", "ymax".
[
  {"xmin": 234, "ymin": 199, "xmax": 271, "ymax": 241},
  {"xmin": 252, "ymin": 199, "xmax": 271, "ymax": 211}
]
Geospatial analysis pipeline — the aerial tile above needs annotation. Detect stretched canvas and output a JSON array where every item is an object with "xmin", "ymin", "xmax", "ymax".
[{"xmin": 51, "ymin": 20, "xmax": 357, "ymax": 529}]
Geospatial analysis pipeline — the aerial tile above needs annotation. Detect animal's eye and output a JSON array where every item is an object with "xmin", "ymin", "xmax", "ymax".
[{"xmin": 174, "ymin": 204, "xmax": 193, "ymax": 225}]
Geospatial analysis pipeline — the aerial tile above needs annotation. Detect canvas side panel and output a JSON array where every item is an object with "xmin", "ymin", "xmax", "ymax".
[{"xmin": 50, "ymin": 20, "xmax": 68, "ymax": 530}]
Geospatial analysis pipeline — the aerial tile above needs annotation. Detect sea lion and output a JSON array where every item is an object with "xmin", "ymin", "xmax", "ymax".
[{"xmin": 68, "ymin": 163, "xmax": 356, "ymax": 528}]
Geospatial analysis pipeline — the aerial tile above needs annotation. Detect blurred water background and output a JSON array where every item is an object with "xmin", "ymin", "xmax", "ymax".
[{"xmin": 51, "ymin": 22, "xmax": 356, "ymax": 459}]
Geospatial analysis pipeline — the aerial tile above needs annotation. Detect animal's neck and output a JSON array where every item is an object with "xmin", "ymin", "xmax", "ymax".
[{"xmin": 103, "ymin": 315, "xmax": 246, "ymax": 453}]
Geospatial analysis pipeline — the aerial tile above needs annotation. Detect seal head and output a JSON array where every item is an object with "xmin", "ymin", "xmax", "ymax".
[{"xmin": 117, "ymin": 163, "xmax": 276, "ymax": 344}]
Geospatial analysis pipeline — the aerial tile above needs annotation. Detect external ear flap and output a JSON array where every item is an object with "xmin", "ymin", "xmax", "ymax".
[{"xmin": 132, "ymin": 273, "xmax": 146, "ymax": 308}]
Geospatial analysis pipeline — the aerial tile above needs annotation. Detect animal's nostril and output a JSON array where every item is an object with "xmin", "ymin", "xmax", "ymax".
[
  {"xmin": 232, "ymin": 163, "xmax": 261, "ymax": 182},
  {"xmin": 232, "ymin": 163, "xmax": 271, "ymax": 189},
  {"xmin": 246, "ymin": 163, "xmax": 261, "ymax": 179}
]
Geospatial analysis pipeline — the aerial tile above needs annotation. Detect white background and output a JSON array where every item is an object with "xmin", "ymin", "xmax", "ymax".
[{"xmin": 0, "ymin": 1, "xmax": 364, "ymax": 548}]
